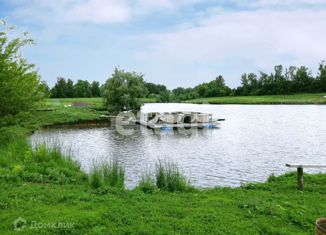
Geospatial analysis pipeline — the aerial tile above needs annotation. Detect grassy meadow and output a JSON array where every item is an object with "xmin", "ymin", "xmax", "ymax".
[
  {"xmin": 0, "ymin": 97, "xmax": 326, "ymax": 234},
  {"xmin": 188, "ymin": 93, "xmax": 326, "ymax": 104}
]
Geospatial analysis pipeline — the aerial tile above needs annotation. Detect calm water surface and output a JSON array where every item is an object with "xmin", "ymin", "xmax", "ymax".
[{"xmin": 30, "ymin": 104, "xmax": 326, "ymax": 188}]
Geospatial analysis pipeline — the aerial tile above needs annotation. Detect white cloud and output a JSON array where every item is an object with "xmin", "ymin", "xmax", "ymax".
[
  {"xmin": 251, "ymin": 0, "xmax": 326, "ymax": 8},
  {"xmin": 6, "ymin": 0, "xmax": 203, "ymax": 24},
  {"xmin": 5, "ymin": 0, "xmax": 326, "ymax": 87},
  {"xmin": 137, "ymin": 8, "xmax": 326, "ymax": 79},
  {"xmin": 8, "ymin": 0, "xmax": 326, "ymax": 25},
  {"xmin": 67, "ymin": 0, "xmax": 131, "ymax": 23}
]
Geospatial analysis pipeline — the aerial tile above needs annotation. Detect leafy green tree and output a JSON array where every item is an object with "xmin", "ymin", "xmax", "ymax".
[
  {"xmin": 73, "ymin": 80, "xmax": 92, "ymax": 97},
  {"xmin": 91, "ymin": 81, "xmax": 101, "ymax": 97},
  {"xmin": 102, "ymin": 68, "xmax": 146, "ymax": 112},
  {"xmin": 40, "ymin": 81, "xmax": 50, "ymax": 95},
  {"xmin": 66, "ymin": 79, "xmax": 74, "ymax": 98},
  {"xmin": 195, "ymin": 83, "xmax": 206, "ymax": 97},
  {"xmin": 145, "ymin": 82, "xmax": 170, "ymax": 102},
  {"xmin": 237, "ymin": 73, "xmax": 259, "ymax": 95},
  {"xmin": 51, "ymin": 77, "xmax": 68, "ymax": 98},
  {"xmin": 315, "ymin": 61, "xmax": 326, "ymax": 92},
  {"xmin": 291, "ymin": 66, "xmax": 313, "ymax": 92},
  {"xmin": 172, "ymin": 87, "xmax": 198, "ymax": 101},
  {"xmin": 145, "ymin": 82, "xmax": 167, "ymax": 96},
  {"xmin": 193, "ymin": 75, "xmax": 229, "ymax": 98},
  {"xmin": 0, "ymin": 22, "xmax": 47, "ymax": 117},
  {"xmin": 157, "ymin": 90, "xmax": 171, "ymax": 102}
]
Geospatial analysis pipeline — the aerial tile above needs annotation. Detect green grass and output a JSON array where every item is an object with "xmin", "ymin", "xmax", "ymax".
[
  {"xmin": 0, "ymin": 98, "xmax": 107, "ymax": 147},
  {"xmin": 90, "ymin": 160, "xmax": 125, "ymax": 189},
  {"xmin": 0, "ymin": 96, "xmax": 156, "ymax": 147},
  {"xmin": 188, "ymin": 93, "xmax": 326, "ymax": 104},
  {"xmin": 0, "ymin": 139, "xmax": 87, "ymax": 185},
  {"xmin": 1, "ymin": 97, "xmax": 326, "ymax": 234},
  {"xmin": 46, "ymin": 97, "xmax": 104, "ymax": 106},
  {"xmin": 140, "ymin": 97, "xmax": 158, "ymax": 103},
  {"xmin": 0, "ymin": 143, "xmax": 325, "ymax": 234},
  {"xmin": 155, "ymin": 160, "xmax": 193, "ymax": 192},
  {"xmin": 1, "ymin": 149, "xmax": 326, "ymax": 235},
  {"xmin": 138, "ymin": 171, "xmax": 156, "ymax": 194},
  {"xmin": 47, "ymin": 97, "xmax": 157, "ymax": 106}
]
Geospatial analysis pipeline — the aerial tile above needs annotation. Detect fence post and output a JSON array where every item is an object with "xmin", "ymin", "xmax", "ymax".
[{"xmin": 297, "ymin": 167, "xmax": 304, "ymax": 190}]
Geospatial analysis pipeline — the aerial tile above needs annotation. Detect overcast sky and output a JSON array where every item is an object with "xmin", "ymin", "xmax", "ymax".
[{"xmin": 1, "ymin": 0, "xmax": 326, "ymax": 88}]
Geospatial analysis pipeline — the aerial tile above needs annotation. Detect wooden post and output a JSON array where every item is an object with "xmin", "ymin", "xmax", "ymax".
[{"xmin": 297, "ymin": 167, "xmax": 304, "ymax": 190}]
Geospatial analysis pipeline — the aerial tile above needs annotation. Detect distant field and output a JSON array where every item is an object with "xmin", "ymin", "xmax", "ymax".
[
  {"xmin": 140, "ymin": 97, "xmax": 158, "ymax": 103},
  {"xmin": 46, "ymin": 97, "xmax": 103, "ymax": 107},
  {"xmin": 46, "ymin": 94, "xmax": 326, "ymax": 106},
  {"xmin": 188, "ymin": 93, "xmax": 326, "ymax": 104},
  {"xmin": 46, "ymin": 97, "xmax": 157, "ymax": 107}
]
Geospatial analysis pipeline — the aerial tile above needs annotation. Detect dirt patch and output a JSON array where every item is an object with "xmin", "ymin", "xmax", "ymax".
[{"xmin": 72, "ymin": 102, "xmax": 89, "ymax": 107}]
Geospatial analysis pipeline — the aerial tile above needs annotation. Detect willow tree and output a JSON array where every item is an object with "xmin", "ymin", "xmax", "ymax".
[
  {"xmin": 102, "ymin": 68, "xmax": 147, "ymax": 113},
  {"xmin": 0, "ymin": 21, "xmax": 47, "ymax": 117}
]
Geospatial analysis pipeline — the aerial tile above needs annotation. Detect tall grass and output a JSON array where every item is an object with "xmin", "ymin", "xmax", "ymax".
[
  {"xmin": 0, "ymin": 139, "xmax": 86, "ymax": 184},
  {"xmin": 89, "ymin": 160, "xmax": 125, "ymax": 189},
  {"xmin": 138, "ymin": 170, "xmax": 156, "ymax": 193},
  {"xmin": 154, "ymin": 160, "xmax": 193, "ymax": 192}
]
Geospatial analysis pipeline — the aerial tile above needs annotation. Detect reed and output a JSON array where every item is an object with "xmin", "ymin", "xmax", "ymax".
[
  {"xmin": 0, "ymin": 139, "xmax": 86, "ymax": 184},
  {"xmin": 138, "ymin": 171, "xmax": 156, "ymax": 193},
  {"xmin": 90, "ymin": 160, "xmax": 125, "ymax": 189},
  {"xmin": 155, "ymin": 160, "xmax": 193, "ymax": 192}
]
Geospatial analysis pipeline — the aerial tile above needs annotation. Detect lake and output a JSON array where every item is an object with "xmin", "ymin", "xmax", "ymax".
[{"xmin": 30, "ymin": 103, "xmax": 326, "ymax": 188}]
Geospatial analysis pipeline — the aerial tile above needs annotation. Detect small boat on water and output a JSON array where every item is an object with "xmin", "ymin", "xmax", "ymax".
[{"xmin": 138, "ymin": 111, "xmax": 223, "ymax": 130}]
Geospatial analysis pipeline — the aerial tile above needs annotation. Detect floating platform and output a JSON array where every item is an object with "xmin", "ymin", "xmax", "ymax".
[
  {"xmin": 137, "ymin": 111, "xmax": 224, "ymax": 130},
  {"xmin": 138, "ymin": 121, "xmax": 220, "ymax": 130}
]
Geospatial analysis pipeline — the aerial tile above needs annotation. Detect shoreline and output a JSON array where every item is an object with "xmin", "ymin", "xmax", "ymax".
[{"xmin": 1, "ymin": 98, "xmax": 326, "ymax": 234}]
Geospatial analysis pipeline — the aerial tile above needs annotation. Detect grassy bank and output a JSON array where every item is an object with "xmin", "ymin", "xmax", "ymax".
[
  {"xmin": 0, "ymin": 141, "xmax": 325, "ymax": 235},
  {"xmin": 188, "ymin": 93, "xmax": 326, "ymax": 104},
  {"xmin": 0, "ymin": 97, "xmax": 157, "ymax": 146},
  {"xmin": 1, "ymin": 97, "xmax": 326, "ymax": 234},
  {"xmin": 0, "ymin": 98, "xmax": 106, "ymax": 147}
]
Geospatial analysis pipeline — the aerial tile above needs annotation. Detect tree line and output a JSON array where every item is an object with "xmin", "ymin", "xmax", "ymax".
[
  {"xmin": 3, "ymin": 22, "xmax": 326, "ymax": 116},
  {"xmin": 49, "ymin": 62, "xmax": 326, "ymax": 102},
  {"xmin": 3, "ymin": 21, "xmax": 326, "ymax": 118},
  {"xmin": 50, "ymin": 77, "xmax": 101, "ymax": 98},
  {"xmin": 170, "ymin": 63, "xmax": 326, "ymax": 101},
  {"xmin": 234, "ymin": 64, "xmax": 326, "ymax": 96}
]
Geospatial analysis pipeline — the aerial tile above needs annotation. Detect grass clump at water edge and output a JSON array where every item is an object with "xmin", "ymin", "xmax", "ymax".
[
  {"xmin": 89, "ymin": 160, "xmax": 125, "ymax": 189},
  {"xmin": 0, "ymin": 139, "xmax": 87, "ymax": 184},
  {"xmin": 138, "ymin": 170, "xmax": 156, "ymax": 193},
  {"xmin": 156, "ymin": 160, "xmax": 193, "ymax": 192},
  {"xmin": 138, "ymin": 160, "xmax": 194, "ymax": 193}
]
